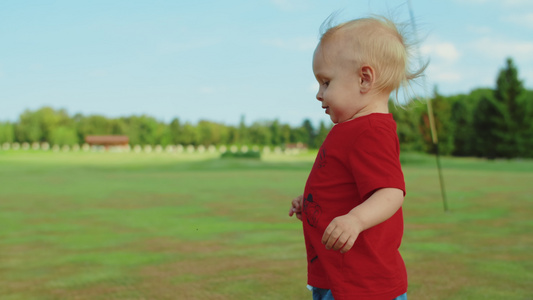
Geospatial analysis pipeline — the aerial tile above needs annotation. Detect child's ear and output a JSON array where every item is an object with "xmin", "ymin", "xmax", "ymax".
[{"xmin": 359, "ymin": 65, "xmax": 374, "ymax": 94}]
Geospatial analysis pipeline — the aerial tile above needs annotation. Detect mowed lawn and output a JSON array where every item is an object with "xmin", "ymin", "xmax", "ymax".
[{"xmin": 0, "ymin": 151, "xmax": 531, "ymax": 300}]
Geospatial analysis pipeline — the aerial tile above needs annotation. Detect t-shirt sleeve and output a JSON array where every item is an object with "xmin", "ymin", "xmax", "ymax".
[{"xmin": 348, "ymin": 125, "xmax": 406, "ymax": 201}]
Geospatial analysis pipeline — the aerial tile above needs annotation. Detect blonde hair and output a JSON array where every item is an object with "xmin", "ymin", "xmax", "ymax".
[{"xmin": 318, "ymin": 16, "xmax": 426, "ymax": 100}]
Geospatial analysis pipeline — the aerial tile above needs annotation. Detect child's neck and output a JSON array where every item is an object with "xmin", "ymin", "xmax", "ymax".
[{"xmin": 350, "ymin": 93, "xmax": 390, "ymax": 120}]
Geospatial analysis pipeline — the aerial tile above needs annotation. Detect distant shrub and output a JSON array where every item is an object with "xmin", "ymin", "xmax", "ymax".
[{"xmin": 220, "ymin": 150, "xmax": 261, "ymax": 159}]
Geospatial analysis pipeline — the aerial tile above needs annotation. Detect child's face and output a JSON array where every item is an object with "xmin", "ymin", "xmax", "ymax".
[{"xmin": 312, "ymin": 44, "xmax": 367, "ymax": 124}]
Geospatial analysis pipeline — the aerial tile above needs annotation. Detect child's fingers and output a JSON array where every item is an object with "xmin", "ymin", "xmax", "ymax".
[
  {"xmin": 322, "ymin": 214, "xmax": 362, "ymax": 252},
  {"xmin": 323, "ymin": 229, "xmax": 358, "ymax": 253},
  {"xmin": 289, "ymin": 194, "xmax": 304, "ymax": 221},
  {"xmin": 289, "ymin": 195, "xmax": 303, "ymax": 217},
  {"xmin": 293, "ymin": 195, "xmax": 303, "ymax": 207},
  {"xmin": 289, "ymin": 204, "xmax": 300, "ymax": 217},
  {"xmin": 290, "ymin": 210, "xmax": 303, "ymax": 222},
  {"xmin": 289, "ymin": 207, "xmax": 296, "ymax": 216},
  {"xmin": 322, "ymin": 223, "xmax": 339, "ymax": 249},
  {"xmin": 340, "ymin": 236, "xmax": 356, "ymax": 253}
]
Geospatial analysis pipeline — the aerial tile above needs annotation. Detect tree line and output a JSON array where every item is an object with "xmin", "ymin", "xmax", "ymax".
[
  {"xmin": 0, "ymin": 58, "xmax": 531, "ymax": 158},
  {"xmin": 0, "ymin": 109, "xmax": 331, "ymax": 150},
  {"xmin": 390, "ymin": 58, "xmax": 533, "ymax": 159}
]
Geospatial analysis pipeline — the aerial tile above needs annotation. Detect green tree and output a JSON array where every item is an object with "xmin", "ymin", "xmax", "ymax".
[
  {"xmin": 226, "ymin": 126, "xmax": 239, "ymax": 145},
  {"xmin": 15, "ymin": 110, "xmax": 43, "ymax": 142},
  {"xmin": 472, "ymin": 95, "xmax": 509, "ymax": 158},
  {"xmin": 269, "ymin": 120, "xmax": 282, "ymax": 146},
  {"xmin": 238, "ymin": 115, "xmax": 248, "ymax": 145},
  {"xmin": 155, "ymin": 122, "xmax": 172, "ymax": 146},
  {"xmin": 110, "ymin": 118, "xmax": 127, "ymax": 135},
  {"xmin": 493, "ymin": 58, "xmax": 525, "ymax": 157},
  {"xmin": 49, "ymin": 126, "xmax": 79, "ymax": 146},
  {"xmin": 0, "ymin": 122, "xmax": 15, "ymax": 144},
  {"xmin": 120, "ymin": 116, "xmax": 140, "ymax": 145},
  {"xmin": 290, "ymin": 125, "xmax": 307, "ymax": 145},
  {"xmin": 450, "ymin": 98, "xmax": 472, "ymax": 156},
  {"xmin": 169, "ymin": 118, "xmax": 182, "ymax": 144},
  {"xmin": 417, "ymin": 91, "xmax": 454, "ymax": 156},
  {"xmin": 314, "ymin": 120, "xmax": 330, "ymax": 148},
  {"xmin": 74, "ymin": 114, "xmax": 113, "ymax": 143},
  {"xmin": 430, "ymin": 89, "xmax": 455, "ymax": 155},
  {"xmin": 180, "ymin": 122, "xmax": 199, "ymax": 146},
  {"xmin": 279, "ymin": 124, "xmax": 292, "ymax": 145},
  {"xmin": 449, "ymin": 89, "xmax": 491, "ymax": 157},
  {"xmin": 248, "ymin": 121, "xmax": 272, "ymax": 146},
  {"xmin": 138, "ymin": 116, "xmax": 159, "ymax": 145},
  {"xmin": 301, "ymin": 119, "xmax": 316, "ymax": 148},
  {"xmin": 518, "ymin": 90, "xmax": 533, "ymax": 158},
  {"xmin": 120, "ymin": 115, "xmax": 159, "ymax": 145},
  {"xmin": 15, "ymin": 107, "xmax": 72, "ymax": 143},
  {"xmin": 390, "ymin": 100, "xmax": 425, "ymax": 152},
  {"xmin": 197, "ymin": 120, "xmax": 228, "ymax": 146}
]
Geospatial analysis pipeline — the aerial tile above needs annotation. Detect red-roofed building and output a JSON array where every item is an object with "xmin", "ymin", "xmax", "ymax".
[{"xmin": 85, "ymin": 135, "xmax": 129, "ymax": 150}]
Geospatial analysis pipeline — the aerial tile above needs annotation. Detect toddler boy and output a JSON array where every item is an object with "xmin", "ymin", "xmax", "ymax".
[{"xmin": 289, "ymin": 16, "xmax": 424, "ymax": 300}]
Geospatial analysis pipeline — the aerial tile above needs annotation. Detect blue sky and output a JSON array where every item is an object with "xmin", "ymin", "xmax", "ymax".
[{"xmin": 1, "ymin": 0, "xmax": 532, "ymax": 126}]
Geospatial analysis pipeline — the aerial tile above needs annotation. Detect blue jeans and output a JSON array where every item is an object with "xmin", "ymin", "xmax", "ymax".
[
  {"xmin": 311, "ymin": 287, "xmax": 407, "ymax": 300},
  {"xmin": 311, "ymin": 287, "xmax": 334, "ymax": 300}
]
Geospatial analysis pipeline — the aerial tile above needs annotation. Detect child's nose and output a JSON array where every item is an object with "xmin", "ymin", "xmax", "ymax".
[{"xmin": 316, "ymin": 90, "xmax": 323, "ymax": 101}]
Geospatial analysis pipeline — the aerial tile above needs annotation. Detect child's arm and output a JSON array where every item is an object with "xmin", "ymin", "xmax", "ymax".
[
  {"xmin": 321, "ymin": 188, "xmax": 404, "ymax": 253},
  {"xmin": 289, "ymin": 194, "xmax": 303, "ymax": 221}
]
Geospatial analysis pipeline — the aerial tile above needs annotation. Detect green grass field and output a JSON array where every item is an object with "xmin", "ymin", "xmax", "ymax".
[{"xmin": 0, "ymin": 150, "xmax": 532, "ymax": 299}]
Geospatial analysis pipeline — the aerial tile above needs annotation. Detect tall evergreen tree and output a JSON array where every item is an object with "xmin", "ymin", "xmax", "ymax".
[
  {"xmin": 269, "ymin": 120, "xmax": 282, "ymax": 146},
  {"xmin": 472, "ymin": 95, "xmax": 510, "ymax": 158},
  {"xmin": 449, "ymin": 89, "xmax": 490, "ymax": 157},
  {"xmin": 301, "ymin": 119, "xmax": 316, "ymax": 148},
  {"xmin": 238, "ymin": 115, "xmax": 248, "ymax": 145},
  {"xmin": 519, "ymin": 90, "xmax": 533, "ymax": 158},
  {"xmin": 493, "ymin": 58, "xmax": 525, "ymax": 157},
  {"xmin": 450, "ymin": 98, "xmax": 471, "ymax": 156}
]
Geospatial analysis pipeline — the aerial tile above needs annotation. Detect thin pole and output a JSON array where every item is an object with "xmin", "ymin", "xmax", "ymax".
[{"xmin": 407, "ymin": 0, "xmax": 449, "ymax": 212}]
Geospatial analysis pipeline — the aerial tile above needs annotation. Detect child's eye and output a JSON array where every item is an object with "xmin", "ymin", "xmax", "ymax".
[{"xmin": 322, "ymin": 81, "xmax": 329, "ymax": 87}]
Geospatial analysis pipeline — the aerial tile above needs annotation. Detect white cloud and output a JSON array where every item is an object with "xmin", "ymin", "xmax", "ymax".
[
  {"xmin": 421, "ymin": 42, "xmax": 461, "ymax": 62},
  {"xmin": 417, "ymin": 38, "xmax": 463, "ymax": 86},
  {"xmin": 502, "ymin": 13, "xmax": 533, "ymax": 28},
  {"xmin": 262, "ymin": 37, "xmax": 317, "ymax": 52},
  {"xmin": 470, "ymin": 37, "xmax": 533, "ymax": 62},
  {"xmin": 425, "ymin": 65, "xmax": 462, "ymax": 83},
  {"xmin": 433, "ymin": 72, "xmax": 462, "ymax": 83}
]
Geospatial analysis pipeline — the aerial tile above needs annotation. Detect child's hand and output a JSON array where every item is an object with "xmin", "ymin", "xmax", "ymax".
[
  {"xmin": 322, "ymin": 214, "xmax": 363, "ymax": 254},
  {"xmin": 289, "ymin": 195, "xmax": 303, "ymax": 221}
]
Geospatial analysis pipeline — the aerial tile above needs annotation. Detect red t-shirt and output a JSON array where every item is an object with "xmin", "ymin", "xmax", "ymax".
[{"xmin": 302, "ymin": 113, "xmax": 407, "ymax": 300}]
